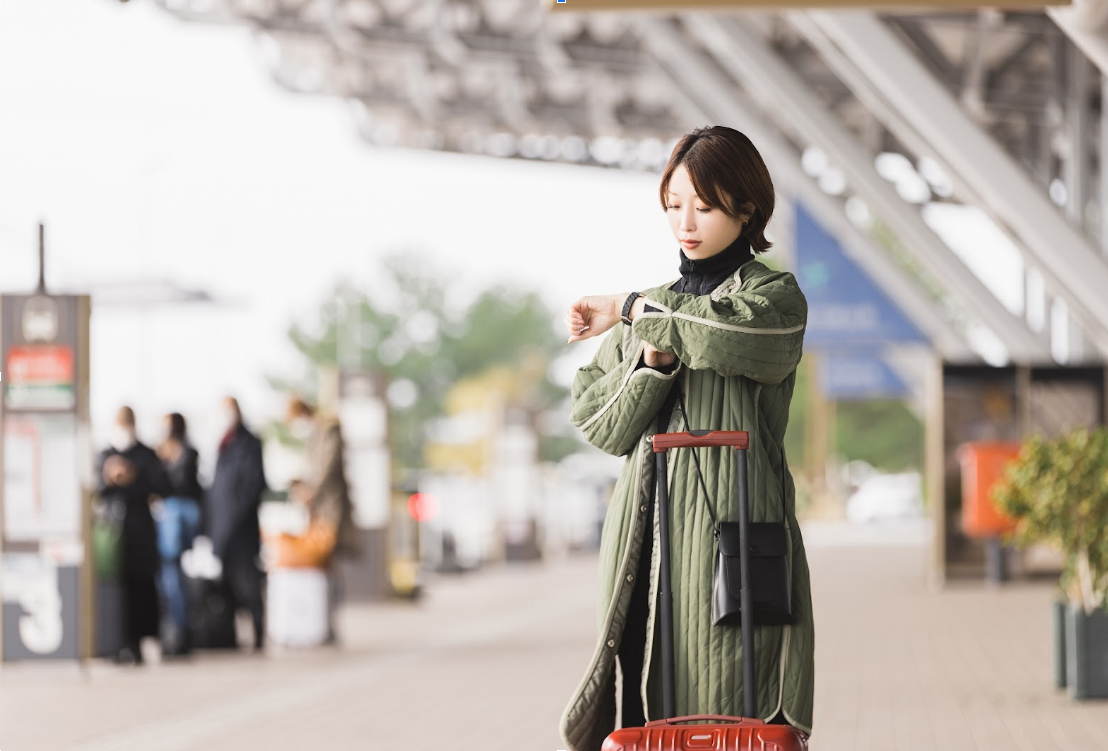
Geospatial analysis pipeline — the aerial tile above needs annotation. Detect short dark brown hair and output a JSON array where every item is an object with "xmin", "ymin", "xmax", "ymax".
[
  {"xmin": 658, "ymin": 126, "xmax": 776, "ymax": 254},
  {"xmin": 165, "ymin": 412, "xmax": 187, "ymax": 443}
]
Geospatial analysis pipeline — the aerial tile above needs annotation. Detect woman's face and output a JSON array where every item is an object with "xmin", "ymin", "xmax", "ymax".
[{"xmin": 665, "ymin": 164, "xmax": 746, "ymax": 260}]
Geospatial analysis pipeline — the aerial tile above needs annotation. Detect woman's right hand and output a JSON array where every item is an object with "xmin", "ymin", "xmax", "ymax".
[
  {"xmin": 565, "ymin": 294, "xmax": 624, "ymax": 343},
  {"xmin": 643, "ymin": 343, "xmax": 676, "ymax": 369}
]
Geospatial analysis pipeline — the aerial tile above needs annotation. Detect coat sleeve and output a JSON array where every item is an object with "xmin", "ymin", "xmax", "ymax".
[
  {"xmin": 631, "ymin": 270, "xmax": 807, "ymax": 384},
  {"xmin": 570, "ymin": 326, "xmax": 682, "ymax": 457},
  {"xmin": 247, "ymin": 435, "xmax": 268, "ymax": 503},
  {"xmin": 94, "ymin": 449, "xmax": 111, "ymax": 496}
]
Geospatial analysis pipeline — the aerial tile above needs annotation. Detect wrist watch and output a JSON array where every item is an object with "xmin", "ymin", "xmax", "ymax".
[{"xmin": 621, "ymin": 292, "xmax": 644, "ymax": 325}]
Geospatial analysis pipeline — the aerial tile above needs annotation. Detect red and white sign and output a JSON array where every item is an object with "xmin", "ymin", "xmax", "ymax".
[
  {"xmin": 4, "ymin": 345, "xmax": 75, "ymax": 410},
  {"xmin": 7, "ymin": 345, "xmax": 74, "ymax": 384}
]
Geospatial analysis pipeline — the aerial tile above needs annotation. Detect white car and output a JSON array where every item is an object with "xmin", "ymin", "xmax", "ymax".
[{"xmin": 845, "ymin": 471, "xmax": 924, "ymax": 523}]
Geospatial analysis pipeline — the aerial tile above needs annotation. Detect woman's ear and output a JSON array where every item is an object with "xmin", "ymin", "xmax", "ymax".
[{"xmin": 737, "ymin": 201, "xmax": 756, "ymax": 225}]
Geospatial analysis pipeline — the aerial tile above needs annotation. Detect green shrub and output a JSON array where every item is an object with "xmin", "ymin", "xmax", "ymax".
[{"xmin": 992, "ymin": 427, "xmax": 1108, "ymax": 614}]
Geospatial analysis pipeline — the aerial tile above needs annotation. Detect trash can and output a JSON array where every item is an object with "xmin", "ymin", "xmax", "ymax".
[{"xmin": 957, "ymin": 441, "xmax": 1021, "ymax": 582}]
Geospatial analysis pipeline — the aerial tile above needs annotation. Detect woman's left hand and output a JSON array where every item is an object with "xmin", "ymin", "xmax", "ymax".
[{"xmin": 565, "ymin": 293, "xmax": 626, "ymax": 343}]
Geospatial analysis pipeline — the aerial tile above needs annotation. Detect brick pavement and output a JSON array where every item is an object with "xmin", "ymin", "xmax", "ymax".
[{"xmin": 0, "ymin": 519, "xmax": 1105, "ymax": 750}]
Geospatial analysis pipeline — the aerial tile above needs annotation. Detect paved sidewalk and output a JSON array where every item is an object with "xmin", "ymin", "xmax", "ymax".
[
  {"xmin": 805, "ymin": 521, "xmax": 1108, "ymax": 750},
  {"xmin": 0, "ymin": 519, "xmax": 1105, "ymax": 750}
]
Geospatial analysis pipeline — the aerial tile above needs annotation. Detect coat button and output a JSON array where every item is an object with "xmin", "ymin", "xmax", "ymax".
[
  {"xmin": 626, "ymin": 574, "xmax": 634, "ymax": 583},
  {"xmin": 640, "ymin": 505, "xmax": 647, "ymax": 513},
  {"xmin": 607, "ymin": 639, "xmax": 616, "ymax": 648}
]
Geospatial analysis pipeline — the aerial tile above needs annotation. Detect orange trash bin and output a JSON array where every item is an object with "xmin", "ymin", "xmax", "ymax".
[{"xmin": 957, "ymin": 441, "xmax": 1021, "ymax": 538}]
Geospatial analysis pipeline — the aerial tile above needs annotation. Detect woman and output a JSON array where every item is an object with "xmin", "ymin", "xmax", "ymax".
[
  {"xmin": 558, "ymin": 126, "xmax": 814, "ymax": 751},
  {"xmin": 155, "ymin": 412, "xmax": 204, "ymax": 657},
  {"xmin": 96, "ymin": 405, "xmax": 168, "ymax": 665}
]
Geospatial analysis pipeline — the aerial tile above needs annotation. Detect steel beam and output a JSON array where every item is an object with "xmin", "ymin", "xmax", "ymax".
[
  {"xmin": 1063, "ymin": 33, "xmax": 1091, "ymax": 231},
  {"xmin": 546, "ymin": 0, "xmax": 1066, "ymax": 11},
  {"xmin": 1048, "ymin": 0, "xmax": 1108, "ymax": 78},
  {"xmin": 1103, "ymin": 73, "xmax": 1108, "ymax": 258},
  {"xmin": 788, "ymin": 12, "xmax": 1101, "ymax": 365},
  {"xmin": 636, "ymin": 17, "xmax": 975, "ymax": 362},
  {"xmin": 808, "ymin": 10, "xmax": 1108, "ymax": 359},
  {"xmin": 796, "ymin": 12, "xmax": 1097, "ymax": 364},
  {"xmin": 680, "ymin": 14, "xmax": 1050, "ymax": 364}
]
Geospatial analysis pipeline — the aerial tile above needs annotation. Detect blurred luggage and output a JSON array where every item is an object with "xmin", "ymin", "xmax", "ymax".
[
  {"xmin": 179, "ymin": 537, "xmax": 237, "ymax": 650},
  {"xmin": 267, "ymin": 567, "xmax": 329, "ymax": 647},
  {"xmin": 184, "ymin": 573, "xmax": 238, "ymax": 650},
  {"xmin": 263, "ymin": 520, "xmax": 337, "ymax": 569},
  {"xmin": 94, "ymin": 580, "xmax": 124, "ymax": 658},
  {"xmin": 602, "ymin": 430, "xmax": 808, "ymax": 751}
]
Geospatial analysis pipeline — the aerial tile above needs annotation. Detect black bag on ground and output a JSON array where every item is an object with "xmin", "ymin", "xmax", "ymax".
[{"xmin": 184, "ymin": 575, "xmax": 238, "ymax": 650}]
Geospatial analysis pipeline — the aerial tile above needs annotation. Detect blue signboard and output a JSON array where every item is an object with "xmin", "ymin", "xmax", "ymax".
[
  {"xmin": 820, "ymin": 350, "xmax": 910, "ymax": 400},
  {"xmin": 795, "ymin": 203, "xmax": 927, "ymax": 348}
]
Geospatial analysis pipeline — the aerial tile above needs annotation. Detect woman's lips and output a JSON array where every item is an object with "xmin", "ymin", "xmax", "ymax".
[{"xmin": 681, "ymin": 240, "xmax": 701, "ymax": 248}]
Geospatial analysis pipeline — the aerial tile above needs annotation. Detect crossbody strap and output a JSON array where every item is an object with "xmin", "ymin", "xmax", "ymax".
[
  {"xmin": 669, "ymin": 392, "xmax": 722, "ymax": 531},
  {"xmin": 674, "ymin": 385, "xmax": 786, "ymax": 529},
  {"xmin": 674, "ymin": 388, "xmax": 721, "ymax": 534}
]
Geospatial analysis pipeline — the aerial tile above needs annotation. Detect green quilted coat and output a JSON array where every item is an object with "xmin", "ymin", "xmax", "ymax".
[{"xmin": 559, "ymin": 259, "xmax": 814, "ymax": 751}]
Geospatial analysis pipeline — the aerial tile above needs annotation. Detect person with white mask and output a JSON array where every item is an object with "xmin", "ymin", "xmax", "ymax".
[
  {"xmin": 95, "ymin": 405, "xmax": 170, "ymax": 665},
  {"xmin": 206, "ymin": 396, "xmax": 268, "ymax": 651}
]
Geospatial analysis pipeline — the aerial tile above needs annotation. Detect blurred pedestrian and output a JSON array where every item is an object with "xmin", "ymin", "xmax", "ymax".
[
  {"xmin": 95, "ymin": 406, "xmax": 169, "ymax": 665},
  {"xmin": 287, "ymin": 396, "xmax": 361, "ymax": 643},
  {"xmin": 155, "ymin": 412, "xmax": 203, "ymax": 657},
  {"xmin": 207, "ymin": 396, "xmax": 268, "ymax": 651}
]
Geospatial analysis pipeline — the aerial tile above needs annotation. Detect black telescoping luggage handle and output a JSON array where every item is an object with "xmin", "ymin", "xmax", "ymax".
[{"xmin": 649, "ymin": 429, "xmax": 757, "ymax": 722}]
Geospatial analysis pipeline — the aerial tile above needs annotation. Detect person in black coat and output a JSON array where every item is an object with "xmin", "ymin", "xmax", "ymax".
[
  {"xmin": 96, "ymin": 405, "xmax": 170, "ymax": 665},
  {"xmin": 207, "ymin": 396, "xmax": 268, "ymax": 650}
]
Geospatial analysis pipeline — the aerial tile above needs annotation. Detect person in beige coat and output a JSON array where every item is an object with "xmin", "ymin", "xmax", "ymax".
[{"xmin": 287, "ymin": 396, "xmax": 362, "ymax": 641}]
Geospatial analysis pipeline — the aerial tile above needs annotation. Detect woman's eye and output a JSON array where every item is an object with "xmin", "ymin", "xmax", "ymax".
[{"xmin": 667, "ymin": 205, "xmax": 712, "ymax": 213}]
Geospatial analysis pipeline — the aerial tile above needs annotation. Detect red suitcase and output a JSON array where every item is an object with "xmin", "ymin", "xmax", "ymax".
[{"xmin": 602, "ymin": 430, "xmax": 809, "ymax": 751}]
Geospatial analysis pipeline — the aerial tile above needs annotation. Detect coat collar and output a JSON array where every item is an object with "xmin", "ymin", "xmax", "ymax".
[
  {"xmin": 666, "ymin": 257, "xmax": 762, "ymax": 300},
  {"xmin": 671, "ymin": 234, "xmax": 753, "ymax": 296}
]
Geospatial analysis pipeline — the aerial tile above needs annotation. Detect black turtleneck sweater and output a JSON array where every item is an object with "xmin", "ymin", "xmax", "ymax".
[{"xmin": 669, "ymin": 231, "xmax": 755, "ymax": 297}]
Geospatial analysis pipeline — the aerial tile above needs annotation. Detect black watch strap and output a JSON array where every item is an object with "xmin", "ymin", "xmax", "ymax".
[{"xmin": 621, "ymin": 292, "xmax": 643, "ymax": 325}]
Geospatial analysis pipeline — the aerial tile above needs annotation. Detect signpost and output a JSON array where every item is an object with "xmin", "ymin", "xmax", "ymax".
[{"xmin": 0, "ymin": 225, "xmax": 93, "ymax": 662}]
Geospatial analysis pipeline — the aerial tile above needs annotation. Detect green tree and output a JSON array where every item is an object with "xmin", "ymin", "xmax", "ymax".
[{"xmin": 273, "ymin": 254, "xmax": 576, "ymax": 471}]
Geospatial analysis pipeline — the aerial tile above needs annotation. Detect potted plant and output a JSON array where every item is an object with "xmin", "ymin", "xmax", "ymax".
[{"xmin": 991, "ymin": 426, "xmax": 1108, "ymax": 699}]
